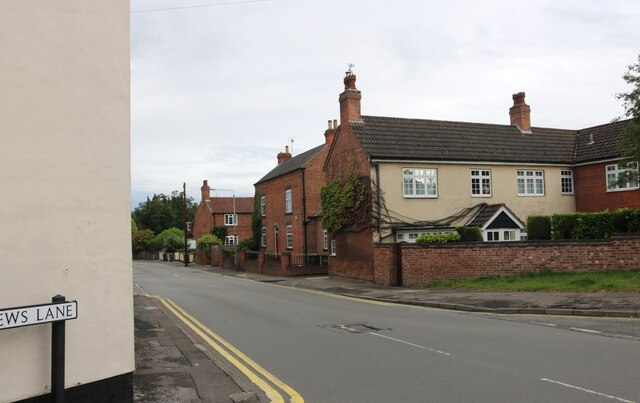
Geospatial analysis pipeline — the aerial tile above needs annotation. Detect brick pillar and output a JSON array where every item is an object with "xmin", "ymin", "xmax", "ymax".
[
  {"xmin": 258, "ymin": 251, "xmax": 265, "ymax": 274},
  {"xmin": 210, "ymin": 245, "xmax": 222, "ymax": 267},
  {"xmin": 281, "ymin": 252, "xmax": 291, "ymax": 276}
]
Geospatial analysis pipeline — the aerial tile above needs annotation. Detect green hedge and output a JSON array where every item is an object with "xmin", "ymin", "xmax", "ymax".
[
  {"xmin": 526, "ymin": 216, "xmax": 551, "ymax": 240},
  {"xmin": 612, "ymin": 208, "xmax": 640, "ymax": 233},
  {"xmin": 197, "ymin": 234, "xmax": 223, "ymax": 260},
  {"xmin": 550, "ymin": 213, "xmax": 577, "ymax": 239},
  {"xmin": 416, "ymin": 233, "xmax": 461, "ymax": 244},
  {"xmin": 456, "ymin": 226, "xmax": 483, "ymax": 242},
  {"xmin": 574, "ymin": 212, "xmax": 613, "ymax": 239}
]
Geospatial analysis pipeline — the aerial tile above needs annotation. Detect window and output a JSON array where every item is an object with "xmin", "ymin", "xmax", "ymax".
[
  {"xmin": 517, "ymin": 170, "xmax": 544, "ymax": 196},
  {"xmin": 330, "ymin": 239, "xmax": 336, "ymax": 256},
  {"xmin": 286, "ymin": 225, "xmax": 293, "ymax": 249},
  {"xmin": 260, "ymin": 196, "xmax": 266, "ymax": 217},
  {"xmin": 561, "ymin": 170, "xmax": 574, "ymax": 194},
  {"xmin": 396, "ymin": 233, "xmax": 405, "ymax": 242},
  {"xmin": 285, "ymin": 189, "xmax": 292, "ymax": 213},
  {"xmin": 606, "ymin": 162, "xmax": 639, "ymax": 191},
  {"xmin": 224, "ymin": 236, "xmax": 238, "ymax": 245},
  {"xmin": 403, "ymin": 168, "xmax": 437, "ymax": 197},
  {"xmin": 186, "ymin": 222, "xmax": 192, "ymax": 232},
  {"xmin": 486, "ymin": 230, "xmax": 500, "ymax": 242},
  {"xmin": 486, "ymin": 229, "xmax": 519, "ymax": 242},
  {"xmin": 224, "ymin": 214, "xmax": 237, "ymax": 226},
  {"xmin": 323, "ymin": 229, "xmax": 328, "ymax": 250},
  {"xmin": 471, "ymin": 169, "xmax": 492, "ymax": 197},
  {"xmin": 261, "ymin": 226, "xmax": 267, "ymax": 248}
]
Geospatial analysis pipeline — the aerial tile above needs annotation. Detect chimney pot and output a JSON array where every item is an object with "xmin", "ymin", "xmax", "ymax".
[
  {"xmin": 339, "ymin": 72, "xmax": 362, "ymax": 124},
  {"xmin": 201, "ymin": 179, "xmax": 210, "ymax": 201},
  {"xmin": 277, "ymin": 147, "xmax": 292, "ymax": 165}
]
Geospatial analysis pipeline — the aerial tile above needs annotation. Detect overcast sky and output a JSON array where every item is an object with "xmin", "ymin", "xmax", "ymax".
[{"xmin": 131, "ymin": 0, "xmax": 640, "ymax": 208}]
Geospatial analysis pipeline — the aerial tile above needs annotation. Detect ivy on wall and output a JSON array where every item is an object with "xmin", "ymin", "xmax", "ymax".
[{"xmin": 320, "ymin": 175, "xmax": 370, "ymax": 233}]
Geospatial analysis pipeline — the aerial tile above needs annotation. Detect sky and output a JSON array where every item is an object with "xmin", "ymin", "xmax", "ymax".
[{"xmin": 130, "ymin": 0, "xmax": 640, "ymax": 209}]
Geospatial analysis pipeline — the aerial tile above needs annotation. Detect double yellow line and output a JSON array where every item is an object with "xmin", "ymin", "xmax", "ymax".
[{"xmin": 153, "ymin": 295, "xmax": 304, "ymax": 403}]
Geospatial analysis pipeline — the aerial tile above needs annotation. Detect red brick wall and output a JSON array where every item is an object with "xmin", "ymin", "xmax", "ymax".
[
  {"xmin": 329, "ymin": 229, "xmax": 374, "ymax": 281},
  {"xmin": 373, "ymin": 236, "xmax": 640, "ymax": 286},
  {"xmin": 575, "ymin": 162, "xmax": 640, "ymax": 212},
  {"xmin": 212, "ymin": 212, "xmax": 253, "ymax": 242},
  {"xmin": 193, "ymin": 202, "xmax": 214, "ymax": 241}
]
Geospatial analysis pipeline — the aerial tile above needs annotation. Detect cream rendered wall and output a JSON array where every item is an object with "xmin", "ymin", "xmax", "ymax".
[
  {"xmin": 0, "ymin": 1, "xmax": 132, "ymax": 401},
  {"xmin": 373, "ymin": 162, "xmax": 576, "ymax": 242}
]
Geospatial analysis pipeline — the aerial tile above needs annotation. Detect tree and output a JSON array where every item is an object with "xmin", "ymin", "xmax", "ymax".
[
  {"xmin": 132, "ymin": 191, "xmax": 198, "ymax": 235},
  {"xmin": 132, "ymin": 229, "xmax": 155, "ymax": 254},
  {"xmin": 616, "ymin": 54, "xmax": 640, "ymax": 185}
]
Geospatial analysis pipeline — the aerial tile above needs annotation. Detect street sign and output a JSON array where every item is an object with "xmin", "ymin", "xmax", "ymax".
[{"xmin": 0, "ymin": 300, "xmax": 77, "ymax": 330}]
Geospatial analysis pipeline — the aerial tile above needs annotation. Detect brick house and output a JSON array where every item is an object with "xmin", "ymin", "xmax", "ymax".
[
  {"xmin": 193, "ymin": 180, "xmax": 254, "ymax": 247},
  {"xmin": 255, "ymin": 131, "xmax": 334, "ymax": 256},
  {"xmin": 324, "ymin": 71, "xmax": 638, "ymax": 280}
]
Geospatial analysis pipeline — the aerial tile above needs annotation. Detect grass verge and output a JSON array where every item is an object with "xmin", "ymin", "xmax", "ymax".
[{"xmin": 424, "ymin": 270, "xmax": 640, "ymax": 292}]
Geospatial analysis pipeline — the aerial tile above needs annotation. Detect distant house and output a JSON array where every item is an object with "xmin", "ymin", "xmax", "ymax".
[
  {"xmin": 193, "ymin": 180, "xmax": 254, "ymax": 246},
  {"xmin": 255, "ymin": 128, "xmax": 334, "ymax": 256},
  {"xmin": 323, "ymin": 71, "xmax": 638, "ymax": 280}
]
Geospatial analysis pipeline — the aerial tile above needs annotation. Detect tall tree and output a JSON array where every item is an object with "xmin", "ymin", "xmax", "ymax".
[
  {"xmin": 132, "ymin": 191, "xmax": 197, "ymax": 235},
  {"xmin": 616, "ymin": 54, "xmax": 640, "ymax": 184}
]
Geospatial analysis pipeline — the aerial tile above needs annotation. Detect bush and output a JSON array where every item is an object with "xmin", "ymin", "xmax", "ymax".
[
  {"xmin": 164, "ymin": 233, "xmax": 184, "ymax": 253},
  {"xmin": 237, "ymin": 238, "xmax": 256, "ymax": 251},
  {"xmin": 612, "ymin": 208, "xmax": 640, "ymax": 233},
  {"xmin": 416, "ymin": 233, "xmax": 461, "ymax": 244},
  {"xmin": 132, "ymin": 229, "xmax": 155, "ymax": 254},
  {"xmin": 197, "ymin": 234, "xmax": 223, "ymax": 260},
  {"xmin": 574, "ymin": 212, "xmax": 613, "ymax": 239},
  {"xmin": 456, "ymin": 226, "xmax": 483, "ymax": 242},
  {"xmin": 150, "ymin": 228, "xmax": 185, "ymax": 253},
  {"xmin": 211, "ymin": 226, "xmax": 228, "ymax": 240},
  {"xmin": 551, "ymin": 213, "xmax": 577, "ymax": 239},
  {"xmin": 527, "ymin": 216, "xmax": 551, "ymax": 240}
]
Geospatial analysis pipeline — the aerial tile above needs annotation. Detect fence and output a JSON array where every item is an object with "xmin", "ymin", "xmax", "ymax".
[{"xmin": 235, "ymin": 251, "xmax": 329, "ymax": 276}]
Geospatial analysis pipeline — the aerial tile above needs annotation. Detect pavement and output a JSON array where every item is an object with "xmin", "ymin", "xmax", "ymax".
[{"xmin": 134, "ymin": 262, "xmax": 640, "ymax": 402}]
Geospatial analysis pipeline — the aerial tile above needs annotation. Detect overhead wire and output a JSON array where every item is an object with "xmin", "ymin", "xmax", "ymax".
[{"xmin": 131, "ymin": 0, "xmax": 269, "ymax": 14}]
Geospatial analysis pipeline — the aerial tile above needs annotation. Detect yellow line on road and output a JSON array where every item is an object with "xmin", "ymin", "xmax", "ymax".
[
  {"xmin": 153, "ymin": 295, "xmax": 300, "ymax": 403},
  {"xmin": 162, "ymin": 296, "xmax": 304, "ymax": 403}
]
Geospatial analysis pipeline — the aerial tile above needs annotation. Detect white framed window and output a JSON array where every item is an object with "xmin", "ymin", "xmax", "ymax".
[
  {"xmin": 561, "ymin": 170, "xmax": 574, "ymax": 194},
  {"xmin": 224, "ymin": 213, "xmax": 237, "ymax": 226},
  {"xmin": 402, "ymin": 168, "xmax": 437, "ymax": 198},
  {"xmin": 323, "ymin": 229, "xmax": 328, "ymax": 250},
  {"xmin": 261, "ymin": 226, "xmax": 267, "ymax": 248},
  {"xmin": 517, "ymin": 170, "xmax": 544, "ymax": 196},
  {"xmin": 224, "ymin": 235, "xmax": 238, "ymax": 245},
  {"xmin": 486, "ymin": 230, "xmax": 500, "ymax": 242},
  {"xmin": 486, "ymin": 229, "xmax": 520, "ymax": 242},
  {"xmin": 260, "ymin": 196, "xmax": 266, "ymax": 217},
  {"xmin": 285, "ymin": 189, "xmax": 292, "ymax": 213},
  {"xmin": 186, "ymin": 222, "xmax": 192, "ymax": 232},
  {"xmin": 396, "ymin": 233, "xmax": 405, "ymax": 242},
  {"xmin": 471, "ymin": 169, "xmax": 492, "ymax": 197},
  {"xmin": 330, "ymin": 239, "xmax": 336, "ymax": 256},
  {"xmin": 286, "ymin": 225, "xmax": 293, "ymax": 249},
  {"xmin": 606, "ymin": 162, "xmax": 639, "ymax": 191}
]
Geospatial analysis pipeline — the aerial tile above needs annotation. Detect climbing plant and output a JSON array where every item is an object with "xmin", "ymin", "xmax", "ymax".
[{"xmin": 320, "ymin": 175, "xmax": 370, "ymax": 233}]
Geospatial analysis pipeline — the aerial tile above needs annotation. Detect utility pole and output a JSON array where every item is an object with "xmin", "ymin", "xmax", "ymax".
[{"xmin": 183, "ymin": 182, "xmax": 189, "ymax": 267}]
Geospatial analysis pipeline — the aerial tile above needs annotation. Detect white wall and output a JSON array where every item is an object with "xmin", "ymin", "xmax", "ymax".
[{"xmin": 0, "ymin": 1, "xmax": 133, "ymax": 401}]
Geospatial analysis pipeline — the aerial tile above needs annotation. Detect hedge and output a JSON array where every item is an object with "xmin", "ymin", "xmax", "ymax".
[
  {"xmin": 526, "ymin": 216, "xmax": 551, "ymax": 240},
  {"xmin": 416, "ymin": 233, "xmax": 461, "ymax": 244},
  {"xmin": 456, "ymin": 226, "xmax": 483, "ymax": 242}
]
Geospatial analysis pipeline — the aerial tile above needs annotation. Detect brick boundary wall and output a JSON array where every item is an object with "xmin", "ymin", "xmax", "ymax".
[
  {"xmin": 235, "ymin": 250, "xmax": 328, "ymax": 277},
  {"xmin": 373, "ymin": 235, "xmax": 640, "ymax": 287}
]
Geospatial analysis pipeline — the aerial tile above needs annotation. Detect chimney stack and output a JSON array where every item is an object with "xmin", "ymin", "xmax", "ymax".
[
  {"xmin": 201, "ymin": 179, "xmax": 210, "ymax": 201},
  {"xmin": 324, "ymin": 119, "xmax": 338, "ymax": 145},
  {"xmin": 277, "ymin": 145, "xmax": 292, "ymax": 165},
  {"xmin": 509, "ymin": 92, "xmax": 531, "ymax": 133},
  {"xmin": 339, "ymin": 70, "xmax": 361, "ymax": 125}
]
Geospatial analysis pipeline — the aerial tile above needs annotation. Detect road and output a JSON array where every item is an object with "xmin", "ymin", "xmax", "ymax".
[{"xmin": 133, "ymin": 261, "xmax": 639, "ymax": 403}]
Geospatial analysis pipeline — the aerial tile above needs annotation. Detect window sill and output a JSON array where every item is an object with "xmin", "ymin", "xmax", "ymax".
[
  {"xmin": 471, "ymin": 194, "xmax": 492, "ymax": 198},
  {"xmin": 607, "ymin": 187, "xmax": 639, "ymax": 193},
  {"xmin": 403, "ymin": 195, "xmax": 438, "ymax": 199},
  {"xmin": 517, "ymin": 194, "xmax": 545, "ymax": 197}
]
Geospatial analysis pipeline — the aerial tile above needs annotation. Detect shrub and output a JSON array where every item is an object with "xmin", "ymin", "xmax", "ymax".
[
  {"xmin": 416, "ymin": 233, "xmax": 461, "ymax": 244},
  {"xmin": 456, "ymin": 226, "xmax": 483, "ymax": 242},
  {"xmin": 527, "ymin": 216, "xmax": 551, "ymax": 240},
  {"xmin": 150, "ymin": 228, "xmax": 185, "ymax": 253},
  {"xmin": 612, "ymin": 208, "xmax": 640, "ymax": 233},
  {"xmin": 574, "ymin": 211, "xmax": 614, "ymax": 239},
  {"xmin": 237, "ymin": 238, "xmax": 256, "ymax": 251},
  {"xmin": 132, "ymin": 229, "xmax": 155, "ymax": 254},
  {"xmin": 164, "ymin": 233, "xmax": 184, "ymax": 253},
  {"xmin": 550, "ymin": 213, "xmax": 577, "ymax": 239},
  {"xmin": 211, "ymin": 226, "xmax": 228, "ymax": 240},
  {"xmin": 197, "ymin": 234, "xmax": 223, "ymax": 260}
]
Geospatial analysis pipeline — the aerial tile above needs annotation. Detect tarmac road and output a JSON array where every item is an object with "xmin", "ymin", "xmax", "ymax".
[{"xmin": 134, "ymin": 261, "xmax": 639, "ymax": 403}]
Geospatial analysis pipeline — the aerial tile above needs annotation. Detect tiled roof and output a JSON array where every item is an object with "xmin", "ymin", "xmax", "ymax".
[
  {"xmin": 574, "ymin": 119, "xmax": 631, "ymax": 164},
  {"xmin": 351, "ymin": 115, "xmax": 579, "ymax": 164},
  {"xmin": 466, "ymin": 203, "xmax": 524, "ymax": 228},
  {"xmin": 209, "ymin": 197, "xmax": 254, "ymax": 214},
  {"xmin": 255, "ymin": 144, "xmax": 327, "ymax": 185}
]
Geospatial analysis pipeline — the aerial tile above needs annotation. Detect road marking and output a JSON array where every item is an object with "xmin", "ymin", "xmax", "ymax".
[
  {"xmin": 540, "ymin": 378, "xmax": 635, "ymax": 402},
  {"xmin": 570, "ymin": 327, "xmax": 602, "ymax": 334},
  {"xmin": 155, "ymin": 295, "xmax": 304, "ymax": 403},
  {"xmin": 307, "ymin": 276, "xmax": 329, "ymax": 280},
  {"xmin": 368, "ymin": 332, "xmax": 451, "ymax": 356},
  {"xmin": 173, "ymin": 274, "xmax": 181, "ymax": 278},
  {"xmin": 529, "ymin": 321, "xmax": 557, "ymax": 327},
  {"xmin": 134, "ymin": 283, "xmax": 149, "ymax": 297}
]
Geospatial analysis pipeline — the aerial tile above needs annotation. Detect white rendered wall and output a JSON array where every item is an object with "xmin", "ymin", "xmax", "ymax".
[{"xmin": 0, "ymin": 1, "xmax": 133, "ymax": 401}]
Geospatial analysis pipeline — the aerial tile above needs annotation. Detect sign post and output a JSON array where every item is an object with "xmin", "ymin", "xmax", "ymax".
[{"xmin": 0, "ymin": 295, "xmax": 78, "ymax": 403}]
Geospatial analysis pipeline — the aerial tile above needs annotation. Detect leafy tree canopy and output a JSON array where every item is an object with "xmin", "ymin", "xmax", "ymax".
[
  {"xmin": 132, "ymin": 191, "xmax": 198, "ymax": 235},
  {"xmin": 616, "ymin": 54, "xmax": 640, "ymax": 184}
]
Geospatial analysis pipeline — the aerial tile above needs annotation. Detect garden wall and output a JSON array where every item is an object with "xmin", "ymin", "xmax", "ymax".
[{"xmin": 373, "ymin": 235, "xmax": 640, "ymax": 287}]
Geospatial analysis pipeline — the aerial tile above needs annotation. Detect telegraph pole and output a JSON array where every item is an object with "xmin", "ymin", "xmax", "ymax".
[{"xmin": 183, "ymin": 182, "xmax": 189, "ymax": 267}]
